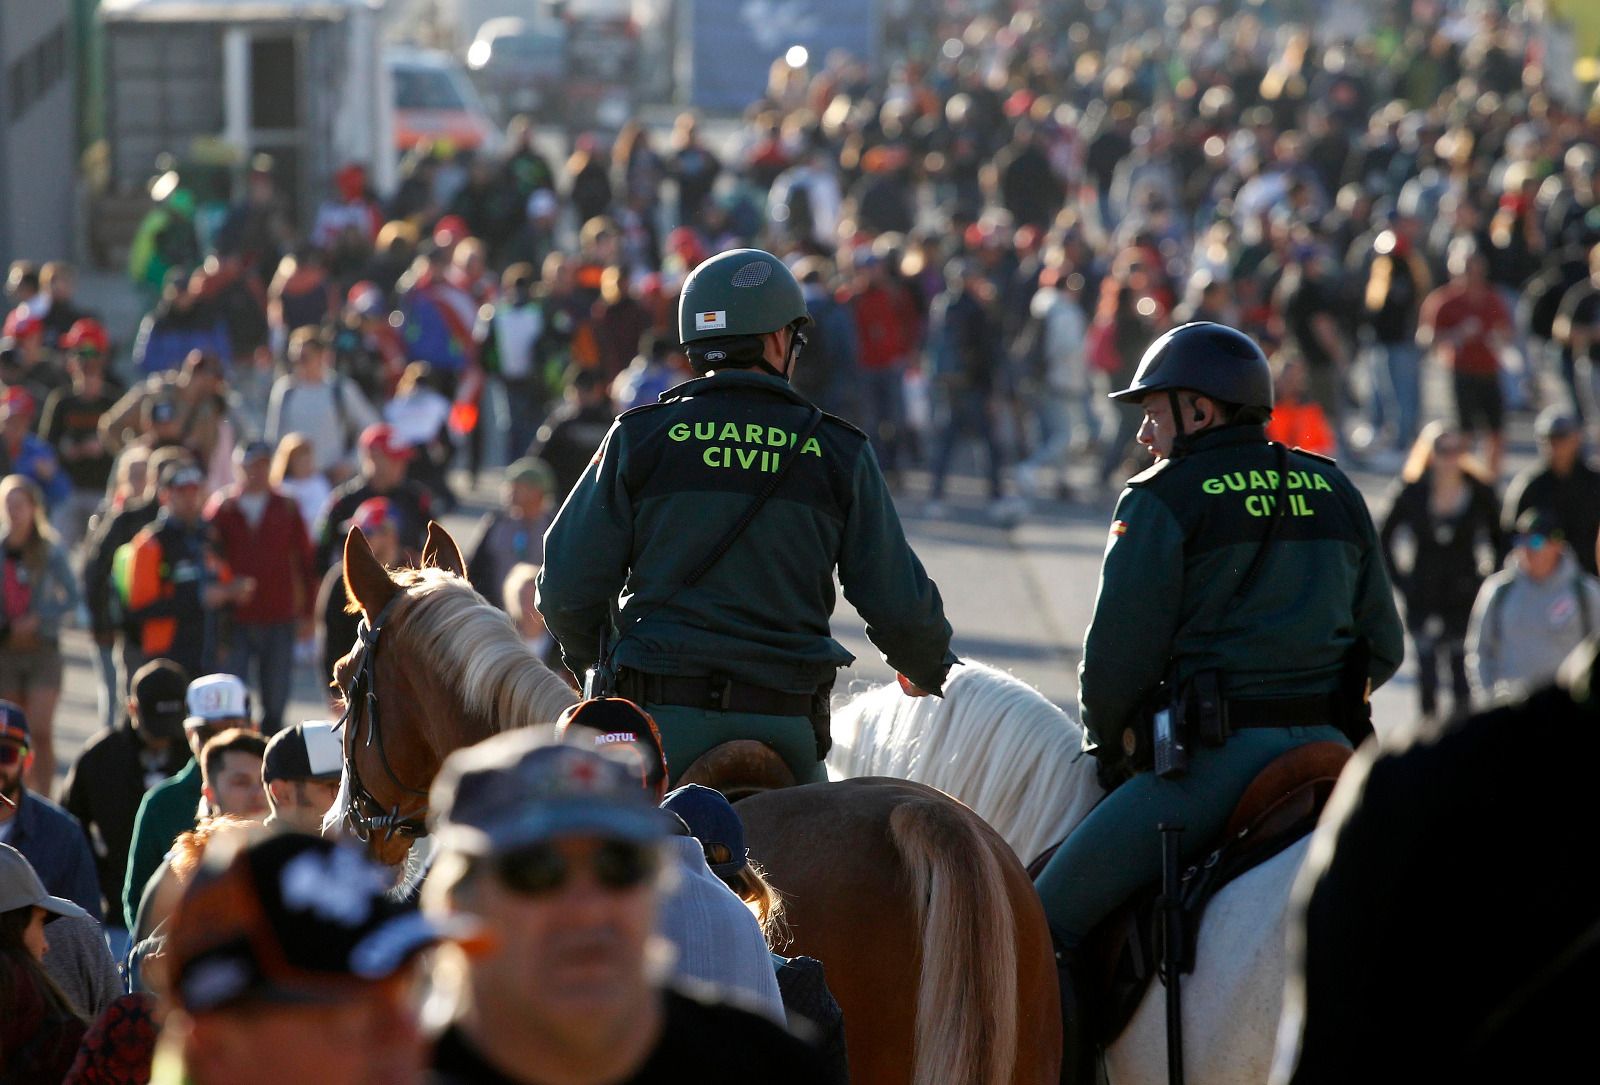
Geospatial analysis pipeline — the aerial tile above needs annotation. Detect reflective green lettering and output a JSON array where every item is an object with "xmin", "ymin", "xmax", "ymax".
[
  {"xmin": 745, "ymin": 423, "xmax": 763, "ymax": 444},
  {"xmin": 1202, "ymin": 478, "xmax": 1224, "ymax": 495},
  {"xmin": 694, "ymin": 422, "xmax": 715, "ymax": 441},
  {"xmin": 768, "ymin": 426, "xmax": 789, "ymax": 447},
  {"xmin": 737, "ymin": 448, "xmax": 758, "ymax": 469},
  {"xmin": 1248, "ymin": 470, "xmax": 1268, "ymax": 490},
  {"xmin": 1313, "ymin": 474, "xmax": 1333, "ymax": 492},
  {"xmin": 802, "ymin": 437, "xmax": 822, "ymax": 456},
  {"xmin": 719, "ymin": 422, "xmax": 741, "ymax": 442},
  {"xmin": 669, "ymin": 422, "xmax": 690, "ymax": 442},
  {"xmin": 703, "ymin": 446, "xmax": 722, "ymax": 467}
]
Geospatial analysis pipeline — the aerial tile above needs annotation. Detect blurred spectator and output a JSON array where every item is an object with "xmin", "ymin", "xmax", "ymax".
[
  {"xmin": 1276, "ymin": 244, "xmax": 1352, "ymax": 457},
  {"xmin": 613, "ymin": 333, "xmax": 693, "ymax": 412},
  {"xmin": 565, "ymin": 135, "xmax": 615, "ymax": 227},
  {"xmin": 770, "ymin": 143, "xmax": 843, "ymax": 253},
  {"xmin": 480, "ymin": 262, "xmax": 551, "ymax": 455},
  {"xmin": 0, "ymin": 387, "xmax": 70, "ymax": 508},
  {"xmin": 216, "ymin": 154, "xmax": 293, "ymax": 285},
  {"xmin": 41, "ymin": 903, "xmax": 121, "ymax": 1022},
  {"xmin": 1358, "ymin": 211, "xmax": 1431, "ymax": 454},
  {"xmin": 312, "ymin": 162, "xmax": 385, "ymax": 252},
  {"xmin": 1467, "ymin": 508, "xmax": 1600, "ymax": 704},
  {"xmin": 1091, "ymin": 276, "xmax": 1164, "ymax": 489},
  {"xmin": 121, "ymin": 672, "xmax": 253, "ymax": 930},
  {"xmin": 317, "ymin": 423, "xmax": 433, "ymax": 571},
  {"xmin": 266, "ymin": 326, "xmax": 380, "ymax": 484},
  {"xmin": 1380, "ymin": 423, "xmax": 1505, "ymax": 724},
  {"xmin": 1552, "ymin": 242, "xmax": 1600, "ymax": 425},
  {"xmin": 384, "ymin": 362, "xmax": 457, "ymax": 510},
  {"xmin": 336, "ymin": 280, "xmax": 408, "ymax": 403},
  {"xmin": 668, "ymin": 112, "xmax": 723, "ymax": 228},
  {"xmin": 101, "ymin": 349, "xmax": 239, "ymax": 481},
  {"xmin": 131, "ymin": 268, "xmax": 232, "ymax": 377},
  {"xmin": 0, "ymin": 842, "xmax": 89, "ymax": 1082},
  {"xmin": 206, "ymin": 441, "xmax": 316, "ymax": 734},
  {"xmin": 269, "ymin": 432, "xmax": 332, "ymax": 537},
  {"xmin": 81, "ymin": 447, "xmax": 189, "ymax": 727},
  {"xmin": 60, "ymin": 658, "xmax": 190, "ymax": 945},
  {"xmin": 847, "ymin": 251, "xmax": 919, "ymax": 477},
  {"xmin": 1265, "ymin": 355, "xmax": 1338, "ymax": 458},
  {"xmin": 316, "ymin": 498, "xmax": 402, "ymax": 689},
  {"xmin": 591, "ymin": 267, "xmax": 654, "ymax": 382},
  {"xmin": 926, "ymin": 260, "xmax": 1006, "ymax": 513},
  {"xmin": 114, "ymin": 462, "xmax": 252, "ymax": 680},
  {"xmin": 1015, "ymin": 264, "xmax": 1090, "ymax": 500},
  {"xmin": 1501, "ymin": 408, "xmax": 1600, "ymax": 576},
  {"xmin": 39, "ymin": 320, "xmax": 124, "ymax": 545},
  {"xmin": 36, "ymin": 261, "xmax": 89, "ymax": 345},
  {"xmin": 465, "ymin": 457, "xmax": 553, "ymax": 605},
  {"xmin": 266, "ymin": 245, "xmax": 339, "ymax": 354},
  {"xmin": 127, "ymin": 174, "xmax": 200, "ymax": 297},
  {"xmin": 0, "ymin": 701, "xmax": 102, "ymax": 920},
  {"xmin": 260, "ymin": 721, "xmax": 342, "ymax": 833},
  {"xmin": 422, "ymin": 734, "xmax": 829, "ymax": 1083},
  {"xmin": 158, "ymin": 831, "xmax": 446, "ymax": 1085},
  {"xmin": 527, "ymin": 367, "xmax": 615, "ymax": 501},
  {"xmin": 790, "ymin": 257, "xmax": 860, "ymax": 419},
  {"xmin": 1, "ymin": 474, "xmax": 81, "ymax": 787},
  {"xmin": 1418, "ymin": 239, "xmax": 1513, "ymax": 479},
  {"xmin": 503, "ymin": 562, "xmax": 562, "ymax": 674}
]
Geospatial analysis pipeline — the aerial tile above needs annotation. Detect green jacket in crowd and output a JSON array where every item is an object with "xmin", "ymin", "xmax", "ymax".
[
  {"xmin": 121, "ymin": 758, "xmax": 201, "ymax": 929},
  {"xmin": 1079, "ymin": 423, "xmax": 1405, "ymax": 759},
  {"xmin": 538, "ymin": 369, "xmax": 956, "ymax": 697}
]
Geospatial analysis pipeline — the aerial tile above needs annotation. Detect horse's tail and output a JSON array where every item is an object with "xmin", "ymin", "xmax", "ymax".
[{"xmin": 890, "ymin": 798, "xmax": 1019, "ymax": 1085}]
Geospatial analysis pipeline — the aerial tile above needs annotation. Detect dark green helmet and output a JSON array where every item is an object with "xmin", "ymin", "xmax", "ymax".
[
  {"xmin": 678, "ymin": 249, "xmax": 810, "ymax": 346},
  {"xmin": 1109, "ymin": 322, "xmax": 1273, "ymax": 414}
]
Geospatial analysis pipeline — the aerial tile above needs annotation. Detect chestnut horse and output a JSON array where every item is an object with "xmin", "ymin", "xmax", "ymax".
[{"xmin": 328, "ymin": 524, "xmax": 1060, "ymax": 1085}]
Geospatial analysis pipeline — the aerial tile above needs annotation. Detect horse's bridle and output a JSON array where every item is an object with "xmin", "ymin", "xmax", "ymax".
[{"xmin": 334, "ymin": 591, "xmax": 431, "ymax": 842}]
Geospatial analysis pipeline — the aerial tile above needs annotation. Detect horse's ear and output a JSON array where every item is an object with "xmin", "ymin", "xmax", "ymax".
[
  {"xmin": 421, "ymin": 520, "xmax": 466, "ymax": 578},
  {"xmin": 344, "ymin": 526, "xmax": 399, "ymax": 618}
]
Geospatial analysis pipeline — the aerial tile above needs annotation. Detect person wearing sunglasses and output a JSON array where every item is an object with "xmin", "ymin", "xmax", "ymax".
[
  {"xmin": 422, "ymin": 731, "xmax": 828, "ymax": 1085},
  {"xmin": 0, "ymin": 701, "xmax": 102, "ymax": 923},
  {"xmin": 539, "ymin": 247, "xmax": 956, "ymax": 792},
  {"xmin": 1466, "ymin": 508, "xmax": 1600, "ymax": 704}
]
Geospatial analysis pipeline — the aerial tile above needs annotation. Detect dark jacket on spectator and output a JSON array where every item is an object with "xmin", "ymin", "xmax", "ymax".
[{"xmin": 5, "ymin": 789, "xmax": 102, "ymax": 921}]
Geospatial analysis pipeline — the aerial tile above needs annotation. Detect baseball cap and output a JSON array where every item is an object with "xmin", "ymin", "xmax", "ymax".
[
  {"xmin": 1515, "ymin": 507, "xmax": 1564, "ymax": 543},
  {"xmin": 164, "ymin": 831, "xmax": 450, "ymax": 1014},
  {"xmin": 164, "ymin": 464, "xmax": 203, "ymax": 489},
  {"xmin": 263, "ymin": 721, "xmax": 344, "ymax": 784},
  {"xmin": 432, "ymin": 215, "xmax": 470, "ymax": 247},
  {"xmin": 1535, "ymin": 407, "xmax": 1581, "ymax": 441},
  {"xmin": 185, "ymin": 673, "xmax": 250, "ymax": 730},
  {"xmin": 0, "ymin": 843, "xmax": 90, "ymax": 922},
  {"xmin": 344, "ymin": 496, "xmax": 396, "ymax": 535},
  {"xmin": 235, "ymin": 439, "xmax": 274, "ymax": 465},
  {"xmin": 505, "ymin": 457, "xmax": 555, "ymax": 493},
  {"xmin": 0, "ymin": 699, "xmax": 28, "ymax": 746},
  {"xmin": 431, "ymin": 732, "xmax": 676, "ymax": 857},
  {"xmin": 358, "ymin": 423, "xmax": 413, "ymax": 461},
  {"xmin": 132, "ymin": 659, "xmax": 191, "ymax": 741},
  {"xmin": 346, "ymin": 281, "xmax": 386, "ymax": 317},
  {"xmin": 553, "ymin": 698, "xmax": 669, "ymax": 795},
  {"xmin": 660, "ymin": 784, "xmax": 749, "ymax": 878}
]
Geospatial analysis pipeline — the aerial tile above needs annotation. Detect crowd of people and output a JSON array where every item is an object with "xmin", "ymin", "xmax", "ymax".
[{"xmin": 4, "ymin": 0, "xmax": 1600, "ymax": 1078}]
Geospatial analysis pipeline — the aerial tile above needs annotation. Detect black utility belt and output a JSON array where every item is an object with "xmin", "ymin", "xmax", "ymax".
[
  {"xmin": 1224, "ymin": 693, "xmax": 1341, "ymax": 730},
  {"xmin": 620, "ymin": 670, "xmax": 816, "ymax": 717}
]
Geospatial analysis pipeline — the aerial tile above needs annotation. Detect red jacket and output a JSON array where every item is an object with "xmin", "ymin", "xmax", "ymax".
[
  {"xmin": 847, "ymin": 283, "xmax": 919, "ymax": 370},
  {"xmin": 205, "ymin": 486, "xmax": 316, "ymax": 624}
]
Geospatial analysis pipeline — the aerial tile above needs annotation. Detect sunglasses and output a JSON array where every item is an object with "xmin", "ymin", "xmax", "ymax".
[
  {"xmin": 494, "ymin": 839, "xmax": 658, "ymax": 897},
  {"xmin": 0, "ymin": 743, "xmax": 28, "ymax": 766}
]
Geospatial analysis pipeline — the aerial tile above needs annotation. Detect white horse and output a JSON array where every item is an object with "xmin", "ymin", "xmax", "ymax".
[{"xmin": 829, "ymin": 661, "xmax": 1305, "ymax": 1085}]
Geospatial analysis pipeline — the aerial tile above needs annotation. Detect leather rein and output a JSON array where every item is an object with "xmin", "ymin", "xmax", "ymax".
[{"xmin": 333, "ymin": 591, "xmax": 431, "ymax": 842}]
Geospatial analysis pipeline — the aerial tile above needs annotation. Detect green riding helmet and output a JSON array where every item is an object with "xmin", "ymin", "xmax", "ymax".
[
  {"xmin": 678, "ymin": 248, "xmax": 812, "ymax": 346},
  {"xmin": 1109, "ymin": 321, "xmax": 1274, "ymax": 414}
]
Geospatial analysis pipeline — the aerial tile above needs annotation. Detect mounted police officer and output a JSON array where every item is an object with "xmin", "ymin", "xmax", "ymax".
[
  {"xmin": 537, "ymin": 248, "xmax": 956, "ymax": 785},
  {"xmin": 1035, "ymin": 322, "xmax": 1405, "ymax": 1083}
]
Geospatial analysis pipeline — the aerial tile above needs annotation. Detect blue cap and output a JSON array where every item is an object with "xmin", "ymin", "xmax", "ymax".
[
  {"xmin": 0, "ymin": 700, "xmax": 28, "ymax": 746},
  {"xmin": 431, "ymin": 732, "xmax": 676, "ymax": 855},
  {"xmin": 660, "ymin": 783, "xmax": 748, "ymax": 878}
]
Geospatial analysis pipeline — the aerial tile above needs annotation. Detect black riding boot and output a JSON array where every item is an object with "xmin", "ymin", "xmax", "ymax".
[{"xmin": 1053, "ymin": 929, "xmax": 1099, "ymax": 1085}]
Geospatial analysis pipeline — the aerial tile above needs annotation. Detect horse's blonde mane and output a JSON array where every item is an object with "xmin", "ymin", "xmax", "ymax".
[
  {"xmin": 389, "ymin": 566, "xmax": 577, "ymax": 731},
  {"xmin": 829, "ymin": 661, "xmax": 1103, "ymax": 865}
]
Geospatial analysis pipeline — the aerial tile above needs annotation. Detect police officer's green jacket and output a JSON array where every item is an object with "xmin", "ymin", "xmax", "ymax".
[
  {"xmin": 1078, "ymin": 423, "xmax": 1404, "ymax": 756},
  {"xmin": 538, "ymin": 369, "xmax": 956, "ymax": 695}
]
